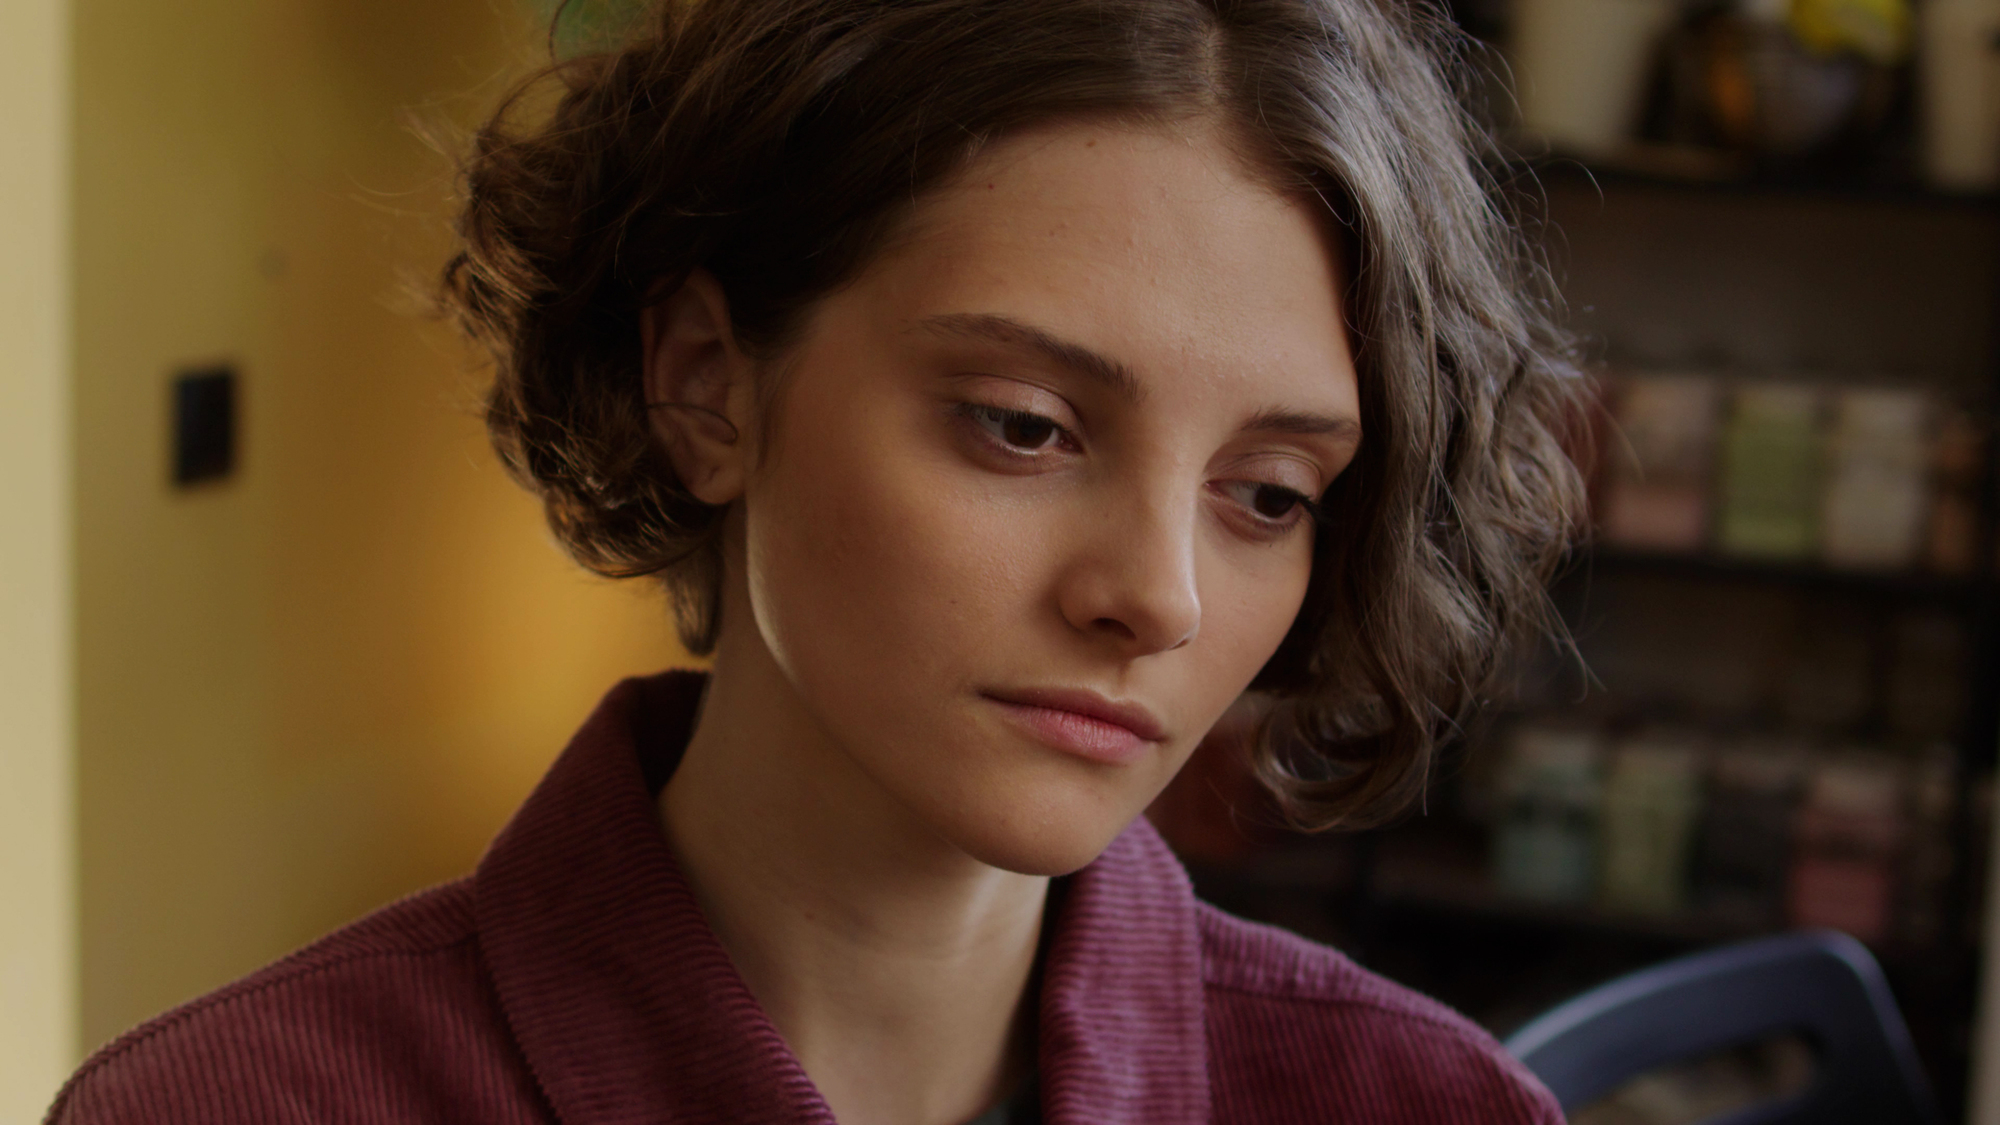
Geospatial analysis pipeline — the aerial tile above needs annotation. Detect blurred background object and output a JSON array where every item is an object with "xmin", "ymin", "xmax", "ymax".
[
  {"xmin": 1, "ymin": 0, "xmax": 690, "ymax": 1117},
  {"xmin": 1507, "ymin": 929, "xmax": 1937, "ymax": 1123},
  {"xmin": 1512, "ymin": 0, "xmax": 1954, "ymax": 182},
  {"xmin": 1918, "ymin": 0, "xmax": 2000, "ymax": 188},
  {"xmin": 3, "ymin": 0, "xmax": 76, "ymax": 1118},
  {"xmin": 1513, "ymin": 0, "xmax": 1682, "ymax": 157},
  {"xmin": 1152, "ymin": 0, "xmax": 2000, "ymax": 1121},
  {"xmin": 8, "ymin": 0, "xmax": 2000, "ymax": 1121}
]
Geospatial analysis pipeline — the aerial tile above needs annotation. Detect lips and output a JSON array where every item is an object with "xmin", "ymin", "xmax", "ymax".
[{"xmin": 981, "ymin": 686, "xmax": 1168, "ymax": 765}]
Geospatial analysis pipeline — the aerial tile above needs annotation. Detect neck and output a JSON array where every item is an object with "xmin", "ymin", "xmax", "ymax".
[{"xmin": 660, "ymin": 616, "xmax": 1049, "ymax": 1125}]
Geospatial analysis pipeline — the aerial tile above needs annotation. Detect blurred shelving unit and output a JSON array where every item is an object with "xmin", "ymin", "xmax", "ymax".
[{"xmin": 1161, "ymin": 123, "xmax": 2000, "ymax": 1125}]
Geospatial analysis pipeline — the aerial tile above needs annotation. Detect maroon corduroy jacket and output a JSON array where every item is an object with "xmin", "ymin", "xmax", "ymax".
[{"xmin": 48, "ymin": 670, "xmax": 1563, "ymax": 1124}]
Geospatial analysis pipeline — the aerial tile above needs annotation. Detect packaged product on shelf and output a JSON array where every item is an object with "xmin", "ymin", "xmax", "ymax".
[
  {"xmin": 1821, "ymin": 386, "xmax": 1931, "ymax": 570},
  {"xmin": 1494, "ymin": 723, "xmax": 1602, "ymax": 904},
  {"xmin": 1926, "ymin": 408, "xmax": 1983, "ymax": 576},
  {"xmin": 1787, "ymin": 753, "xmax": 1906, "ymax": 944},
  {"xmin": 1898, "ymin": 745, "xmax": 1958, "ymax": 948},
  {"xmin": 1597, "ymin": 730, "xmax": 1706, "ymax": 914},
  {"xmin": 1717, "ymin": 383, "xmax": 1825, "ymax": 560},
  {"xmin": 1919, "ymin": 0, "xmax": 2000, "ymax": 189},
  {"xmin": 1599, "ymin": 374, "xmax": 1721, "ymax": 552},
  {"xmin": 1697, "ymin": 738, "xmax": 1805, "ymax": 928},
  {"xmin": 1509, "ymin": 0, "xmax": 1677, "ymax": 158}
]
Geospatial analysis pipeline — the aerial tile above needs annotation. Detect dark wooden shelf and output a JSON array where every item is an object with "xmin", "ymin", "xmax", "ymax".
[
  {"xmin": 1365, "ymin": 872, "xmax": 1968, "ymax": 971},
  {"xmin": 1370, "ymin": 862, "xmax": 1775, "ymax": 946},
  {"xmin": 1497, "ymin": 148, "xmax": 2000, "ymax": 212},
  {"xmin": 1182, "ymin": 833, "xmax": 1964, "ymax": 970},
  {"xmin": 1561, "ymin": 546, "xmax": 1993, "ymax": 604}
]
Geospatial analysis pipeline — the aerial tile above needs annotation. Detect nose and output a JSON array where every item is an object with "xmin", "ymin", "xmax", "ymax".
[{"xmin": 1054, "ymin": 486, "xmax": 1201, "ymax": 656}]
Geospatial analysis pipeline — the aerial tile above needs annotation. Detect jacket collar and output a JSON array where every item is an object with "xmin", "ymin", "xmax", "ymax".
[{"xmin": 476, "ymin": 670, "xmax": 1209, "ymax": 1125}]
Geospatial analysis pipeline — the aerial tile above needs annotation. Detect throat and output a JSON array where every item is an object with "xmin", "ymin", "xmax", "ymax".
[
  {"xmin": 657, "ymin": 731, "xmax": 1055, "ymax": 1125},
  {"xmin": 713, "ymin": 863, "xmax": 1052, "ymax": 1125}
]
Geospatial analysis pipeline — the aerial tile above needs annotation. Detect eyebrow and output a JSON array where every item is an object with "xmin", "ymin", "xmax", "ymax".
[
  {"xmin": 1243, "ymin": 406, "xmax": 1362, "ymax": 446},
  {"xmin": 917, "ymin": 311, "xmax": 1362, "ymax": 445},
  {"xmin": 917, "ymin": 312, "xmax": 1145, "ymax": 403}
]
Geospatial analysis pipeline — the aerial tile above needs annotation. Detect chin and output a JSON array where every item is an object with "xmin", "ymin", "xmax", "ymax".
[
  {"xmin": 956, "ymin": 833, "xmax": 1114, "ymax": 879},
  {"xmin": 929, "ymin": 777, "xmax": 1149, "ymax": 878}
]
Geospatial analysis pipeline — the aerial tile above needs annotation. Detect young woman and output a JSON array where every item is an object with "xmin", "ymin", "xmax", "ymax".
[{"xmin": 49, "ymin": 0, "xmax": 1586, "ymax": 1122}]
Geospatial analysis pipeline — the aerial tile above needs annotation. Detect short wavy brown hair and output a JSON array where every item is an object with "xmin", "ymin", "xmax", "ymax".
[{"xmin": 440, "ymin": 0, "xmax": 1588, "ymax": 829}]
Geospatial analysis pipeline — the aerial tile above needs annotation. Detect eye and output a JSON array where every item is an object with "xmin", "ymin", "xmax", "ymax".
[
  {"xmin": 962, "ymin": 404, "xmax": 1069, "ymax": 452},
  {"xmin": 1218, "ymin": 481, "xmax": 1319, "ymax": 527}
]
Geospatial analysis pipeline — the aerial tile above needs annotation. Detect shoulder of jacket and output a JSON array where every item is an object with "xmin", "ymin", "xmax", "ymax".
[
  {"xmin": 1195, "ymin": 901, "xmax": 1448, "ymax": 1013},
  {"xmin": 1195, "ymin": 903, "xmax": 1563, "ymax": 1123},
  {"xmin": 46, "ymin": 879, "xmax": 483, "ymax": 1124}
]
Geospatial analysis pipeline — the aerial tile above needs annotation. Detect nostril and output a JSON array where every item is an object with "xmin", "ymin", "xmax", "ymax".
[{"xmin": 1094, "ymin": 617, "xmax": 1139, "ymax": 642}]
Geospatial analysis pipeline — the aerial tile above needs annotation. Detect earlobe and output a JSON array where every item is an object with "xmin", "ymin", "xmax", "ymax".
[{"xmin": 641, "ymin": 269, "xmax": 752, "ymax": 506}]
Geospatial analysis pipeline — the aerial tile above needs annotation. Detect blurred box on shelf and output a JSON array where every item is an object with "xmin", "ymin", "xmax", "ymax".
[
  {"xmin": 1918, "ymin": 0, "xmax": 2000, "ymax": 189},
  {"xmin": 1598, "ymin": 730, "xmax": 1706, "ymax": 914},
  {"xmin": 1494, "ymin": 723, "xmax": 1603, "ymax": 904},
  {"xmin": 1717, "ymin": 382, "xmax": 1825, "ymax": 560},
  {"xmin": 1786, "ymin": 753, "xmax": 1906, "ymax": 943},
  {"xmin": 1509, "ymin": 0, "xmax": 1677, "ymax": 158},
  {"xmin": 1821, "ymin": 387, "xmax": 1930, "ymax": 569},
  {"xmin": 1697, "ymin": 739, "xmax": 1805, "ymax": 929},
  {"xmin": 1599, "ymin": 374, "xmax": 1721, "ymax": 552}
]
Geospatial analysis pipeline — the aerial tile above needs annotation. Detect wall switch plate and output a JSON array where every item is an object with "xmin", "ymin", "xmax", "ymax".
[{"xmin": 172, "ymin": 366, "xmax": 237, "ymax": 486}]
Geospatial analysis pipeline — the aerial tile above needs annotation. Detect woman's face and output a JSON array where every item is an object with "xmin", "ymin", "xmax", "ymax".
[{"xmin": 735, "ymin": 119, "xmax": 1360, "ymax": 876}]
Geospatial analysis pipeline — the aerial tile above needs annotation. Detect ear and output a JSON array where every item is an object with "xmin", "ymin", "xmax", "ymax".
[{"xmin": 642, "ymin": 269, "xmax": 755, "ymax": 506}]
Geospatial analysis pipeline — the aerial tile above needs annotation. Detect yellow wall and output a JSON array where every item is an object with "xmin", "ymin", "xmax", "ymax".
[
  {"xmin": 0, "ymin": 0, "xmax": 77, "ymax": 1115},
  {"xmin": 71, "ymin": 0, "xmax": 687, "ymax": 1055}
]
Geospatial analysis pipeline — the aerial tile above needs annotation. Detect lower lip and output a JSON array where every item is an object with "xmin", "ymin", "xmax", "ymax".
[{"xmin": 986, "ymin": 698, "xmax": 1153, "ymax": 766}]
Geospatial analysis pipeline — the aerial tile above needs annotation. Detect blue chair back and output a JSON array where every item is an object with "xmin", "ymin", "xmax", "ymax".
[{"xmin": 1503, "ymin": 930, "xmax": 1937, "ymax": 1125}]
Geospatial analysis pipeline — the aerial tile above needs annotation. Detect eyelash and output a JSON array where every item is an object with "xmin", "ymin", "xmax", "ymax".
[
  {"xmin": 956, "ymin": 403, "xmax": 1077, "ymax": 455},
  {"xmin": 1225, "ymin": 482, "xmax": 1324, "ymax": 532},
  {"xmin": 953, "ymin": 402, "xmax": 1323, "ymax": 534}
]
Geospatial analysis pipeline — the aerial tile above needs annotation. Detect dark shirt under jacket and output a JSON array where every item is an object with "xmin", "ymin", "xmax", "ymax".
[{"xmin": 47, "ymin": 670, "xmax": 1563, "ymax": 1124}]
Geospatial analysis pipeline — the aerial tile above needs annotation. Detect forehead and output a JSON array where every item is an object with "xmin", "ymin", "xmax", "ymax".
[{"xmin": 847, "ymin": 118, "xmax": 1355, "ymax": 412}]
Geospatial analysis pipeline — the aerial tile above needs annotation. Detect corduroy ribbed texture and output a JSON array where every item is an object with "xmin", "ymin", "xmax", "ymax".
[{"xmin": 47, "ymin": 670, "xmax": 1564, "ymax": 1124}]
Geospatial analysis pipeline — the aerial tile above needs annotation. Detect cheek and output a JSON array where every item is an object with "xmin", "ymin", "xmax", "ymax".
[
  {"xmin": 1199, "ymin": 530, "xmax": 1317, "ymax": 679},
  {"xmin": 741, "ymin": 382, "xmax": 1037, "ymax": 701}
]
